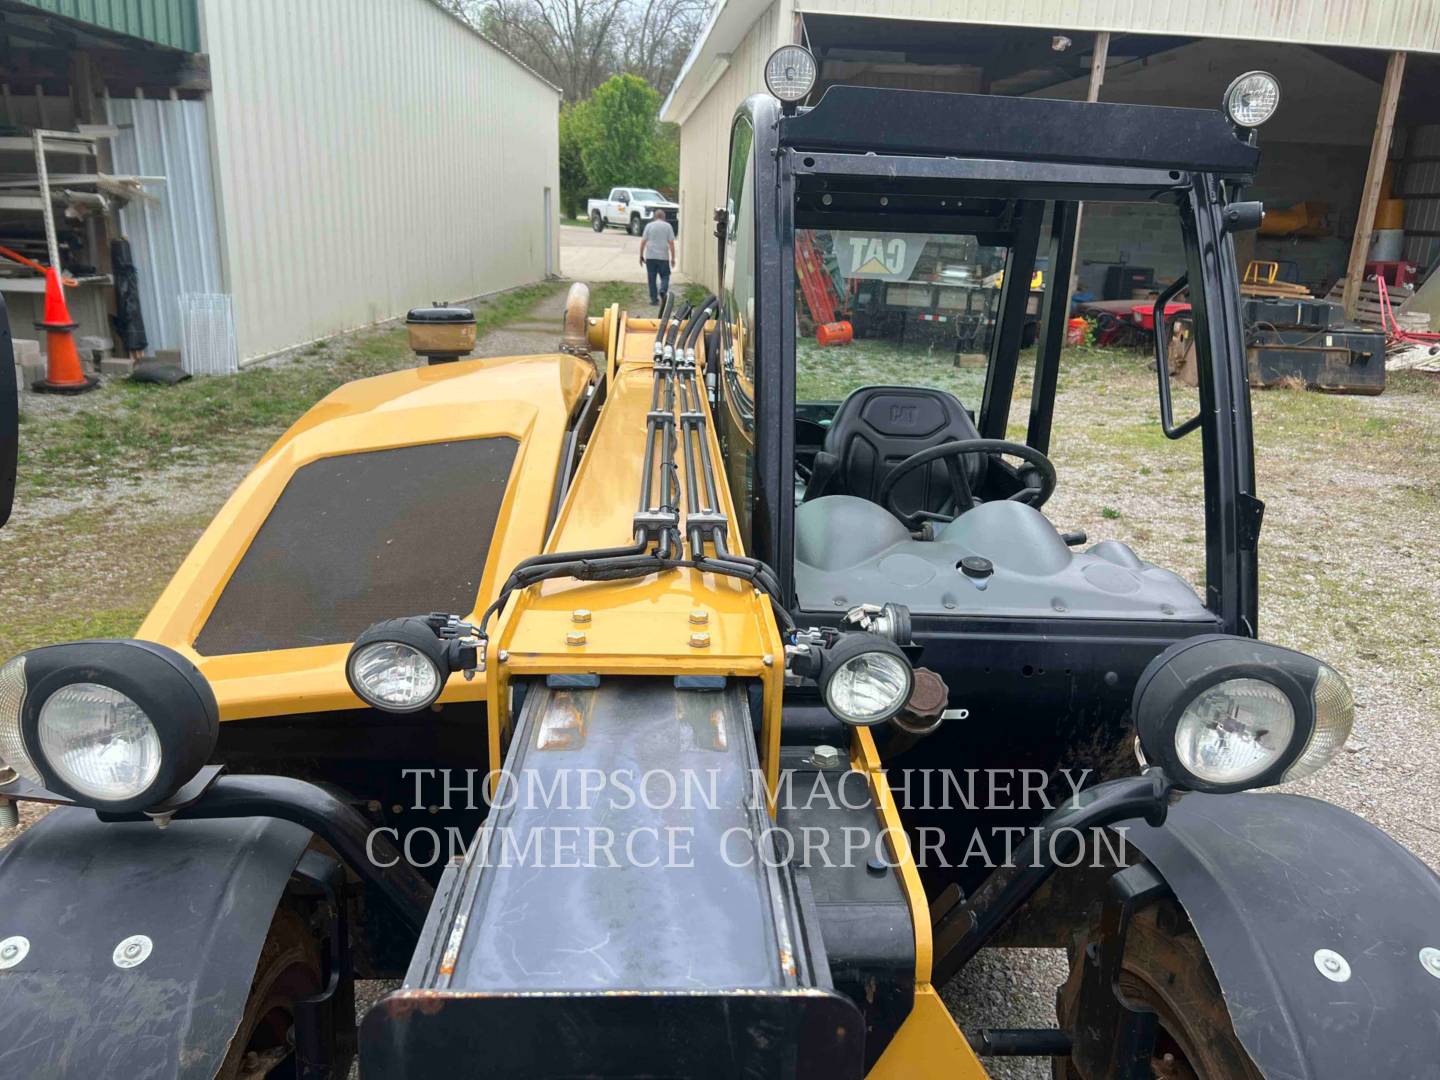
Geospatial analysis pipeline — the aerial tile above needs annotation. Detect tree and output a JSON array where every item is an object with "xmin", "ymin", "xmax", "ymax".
[
  {"xmin": 617, "ymin": 0, "xmax": 709, "ymax": 100},
  {"xmin": 580, "ymin": 74, "xmax": 666, "ymax": 197},
  {"xmin": 478, "ymin": 0, "xmax": 627, "ymax": 103},
  {"xmin": 441, "ymin": 0, "xmax": 710, "ymax": 103},
  {"xmin": 558, "ymin": 100, "xmax": 594, "ymax": 219}
]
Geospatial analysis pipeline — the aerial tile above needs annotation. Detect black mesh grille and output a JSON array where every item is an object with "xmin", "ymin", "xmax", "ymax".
[{"xmin": 194, "ymin": 438, "xmax": 519, "ymax": 655}]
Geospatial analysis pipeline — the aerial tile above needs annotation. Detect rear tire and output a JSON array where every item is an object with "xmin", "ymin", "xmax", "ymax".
[
  {"xmin": 629, "ymin": 214, "xmax": 644, "ymax": 236},
  {"xmin": 215, "ymin": 906, "xmax": 324, "ymax": 1080},
  {"xmin": 590, "ymin": 212, "xmax": 605, "ymax": 232},
  {"xmin": 1053, "ymin": 897, "xmax": 1263, "ymax": 1080}
]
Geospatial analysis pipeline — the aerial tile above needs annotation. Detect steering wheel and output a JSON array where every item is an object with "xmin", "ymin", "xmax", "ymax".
[{"xmin": 878, "ymin": 439, "xmax": 1057, "ymax": 530}]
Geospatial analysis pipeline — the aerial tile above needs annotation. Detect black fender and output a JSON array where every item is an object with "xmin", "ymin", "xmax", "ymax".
[
  {"xmin": 1125, "ymin": 791, "xmax": 1440, "ymax": 1080},
  {"xmin": 0, "ymin": 806, "xmax": 312, "ymax": 1079}
]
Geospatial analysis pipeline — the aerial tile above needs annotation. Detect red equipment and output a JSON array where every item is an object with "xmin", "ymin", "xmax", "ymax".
[{"xmin": 795, "ymin": 232, "xmax": 851, "ymax": 346}]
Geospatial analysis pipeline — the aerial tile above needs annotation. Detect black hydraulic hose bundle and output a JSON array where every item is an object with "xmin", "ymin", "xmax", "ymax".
[{"xmin": 475, "ymin": 296, "xmax": 794, "ymax": 641}]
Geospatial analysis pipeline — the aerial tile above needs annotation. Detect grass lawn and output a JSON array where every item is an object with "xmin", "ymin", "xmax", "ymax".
[{"xmin": 0, "ymin": 280, "xmax": 616, "ymax": 658}]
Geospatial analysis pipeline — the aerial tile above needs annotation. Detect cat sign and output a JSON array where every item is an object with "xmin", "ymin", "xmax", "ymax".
[{"xmin": 835, "ymin": 232, "xmax": 930, "ymax": 281}]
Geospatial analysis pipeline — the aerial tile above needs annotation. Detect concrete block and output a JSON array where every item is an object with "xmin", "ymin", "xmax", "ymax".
[
  {"xmin": 20, "ymin": 360, "xmax": 46, "ymax": 387},
  {"xmin": 100, "ymin": 357, "xmax": 135, "ymax": 377},
  {"xmin": 12, "ymin": 338, "xmax": 40, "ymax": 366}
]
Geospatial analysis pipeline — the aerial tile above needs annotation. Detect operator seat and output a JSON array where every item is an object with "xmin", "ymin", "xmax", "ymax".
[{"xmin": 802, "ymin": 385, "xmax": 985, "ymax": 519}]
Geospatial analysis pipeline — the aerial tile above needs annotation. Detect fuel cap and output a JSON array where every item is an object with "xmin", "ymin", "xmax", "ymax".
[{"xmin": 959, "ymin": 555, "xmax": 994, "ymax": 579}]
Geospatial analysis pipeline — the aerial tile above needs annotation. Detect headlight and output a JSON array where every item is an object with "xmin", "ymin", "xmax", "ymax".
[
  {"xmin": 346, "ymin": 618, "xmax": 450, "ymax": 714},
  {"xmin": 764, "ymin": 45, "xmax": 817, "ymax": 104},
  {"xmin": 38, "ymin": 683, "xmax": 162, "ymax": 801},
  {"xmin": 1173, "ymin": 677, "xmax": 1294, "ymax": 786},
  {"xmin": 1134, "ymin": 634, "xmax": 1351, "ymax": 794},
  {"xmin": 0, "ymin": 640, "xmax": 218, "ymax": 812},
  {"xmin": 820, "ymin": 633, "xmax": 914, "ymax": 727},
  {"xmin": 1223, "ymin": 71, "xmax": 1280, "ymax": 128}
]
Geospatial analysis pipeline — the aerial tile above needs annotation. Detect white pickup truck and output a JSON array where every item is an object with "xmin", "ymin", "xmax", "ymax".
[{"xmin": 588, "ymin": 187, "xmax": 680, "ymax": 236}]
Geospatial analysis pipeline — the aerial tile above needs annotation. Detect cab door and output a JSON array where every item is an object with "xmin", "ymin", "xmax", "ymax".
[{"xmin": 716, "ymin": 115, "xmax": 758, "ymax": 547}]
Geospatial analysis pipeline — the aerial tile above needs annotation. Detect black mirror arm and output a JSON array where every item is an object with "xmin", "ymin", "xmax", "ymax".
[{"xmin": 1153, "ymin": 276, "xmax": 1202, "ymax": 441}]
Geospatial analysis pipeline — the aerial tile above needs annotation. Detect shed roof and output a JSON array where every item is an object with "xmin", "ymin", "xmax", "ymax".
[{"xmin": 8, "ymin": 0, "xmax": 199, "ymax": 53}]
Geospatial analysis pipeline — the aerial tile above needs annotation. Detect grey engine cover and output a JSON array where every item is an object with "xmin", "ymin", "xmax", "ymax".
[{"xmin": 795, "ymin": 496, "xmax": 1210, "ymax": 621}]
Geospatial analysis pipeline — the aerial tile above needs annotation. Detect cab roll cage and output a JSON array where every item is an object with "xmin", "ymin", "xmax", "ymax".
[{"xmin": 734, "ymin": 88, "xmax": 1262, "ymax": 638}]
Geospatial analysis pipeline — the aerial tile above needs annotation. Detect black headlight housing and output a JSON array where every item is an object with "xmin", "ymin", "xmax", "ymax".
[
  {"xmin": 1132, "ymin": 634, "xmax": 1350, "ymax": 794},
  {"xmin": 8, "ymin": 639, "xmax": 218, "ymax": 813}
]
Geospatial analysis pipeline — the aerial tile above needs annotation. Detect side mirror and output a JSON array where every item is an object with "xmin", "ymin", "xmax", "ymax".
[{"xmin": 0, "ymin": 293, "xmax": 17, "ymax": 529}]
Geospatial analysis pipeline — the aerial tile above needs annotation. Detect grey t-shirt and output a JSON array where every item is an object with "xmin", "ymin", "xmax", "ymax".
[{"xmin": 642, "ymin": 219, "xmax": 675, "ymax": 261}]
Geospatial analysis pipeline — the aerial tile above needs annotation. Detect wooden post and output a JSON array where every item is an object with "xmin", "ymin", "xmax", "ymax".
[
  {"xmin": 1066, "ymin": 32, "xmax": 1109, "ymax": 304},
  {"xmin": 1342, "ymin": 50, "xmax": 1406, "ymax": 318}
]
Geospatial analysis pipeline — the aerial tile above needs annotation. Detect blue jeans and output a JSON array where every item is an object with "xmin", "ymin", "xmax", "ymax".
[{"xmin": 645, "ymin": 258, "xmax": 671, "ymax": 304}]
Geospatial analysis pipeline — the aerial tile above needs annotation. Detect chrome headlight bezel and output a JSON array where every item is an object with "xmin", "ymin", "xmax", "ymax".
[
  {"xmin": 7, "ymin": 640, "xmax": 218, "ymax": 813},
  {"xmin": 1133, "ymin": 634, "xmax": 1349, "ymax": 794}
]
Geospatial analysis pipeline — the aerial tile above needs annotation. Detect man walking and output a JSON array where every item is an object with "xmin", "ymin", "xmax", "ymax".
[{"xmin": 640, "ymin": 208, "xmax": 677, "ymax": 306}]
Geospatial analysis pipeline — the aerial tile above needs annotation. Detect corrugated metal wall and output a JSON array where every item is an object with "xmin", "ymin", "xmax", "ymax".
[
  {"xmin": 13, "ymin": 0, "xmax": 200, "ymax": 52},
  {"xmin": 199, "ymin": 0, "xmax": 561, "ymax": 362},
  {"xmin": 791, "ymin": 0, "xmax": 1440, "ymax": 52},
  {"xmin": 677, "ymin": 0, "xmax": 784, "ymax": 285},
  {"xmin": 106, "ymin": 92, "xmax": 225, "ymax": 354},
  {"xmin": 1399, "ymin": 125, "xmax": 1440, "ymax": 272}
]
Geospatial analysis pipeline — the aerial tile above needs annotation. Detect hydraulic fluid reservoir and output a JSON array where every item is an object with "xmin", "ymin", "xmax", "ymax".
[{"xmin": 406, "ymin": 303, "xmax": 477, "ymax": 363}]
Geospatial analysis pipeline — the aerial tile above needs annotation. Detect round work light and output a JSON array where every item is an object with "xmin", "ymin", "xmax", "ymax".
[
  {"xmin": 1223, "ymin": 71, "xmax": 1281, "ymax": 128},
  {"xmin": 346, "ymin": 618, "xmax": 450, "ymax": 714},
  {"xmin": 765, "ymin": 45, "xmax": 818, "ymax": 104},
  {"xmin": 820, "ymin": 633, "xmax": 915, "ymax": 727}
]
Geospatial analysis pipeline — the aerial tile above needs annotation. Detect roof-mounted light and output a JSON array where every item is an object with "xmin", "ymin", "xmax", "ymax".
[
  {"xmin": 1224, "ymin": 71, "xmax": 1280, "ymax": 128},
  {"xmin": 765, "ymin": 45, "xmax": 817, "ymax": 106}
]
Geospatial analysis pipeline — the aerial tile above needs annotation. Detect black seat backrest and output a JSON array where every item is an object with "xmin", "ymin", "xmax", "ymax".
[{"xmin": 805, "ymin": 385, "xmax": 984, "ymax": 516}]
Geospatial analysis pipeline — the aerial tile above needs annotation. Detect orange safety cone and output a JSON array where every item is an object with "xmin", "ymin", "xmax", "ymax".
[{"xmin": 32, "ymin": 268, "xmax": 97, "ymax": 394}]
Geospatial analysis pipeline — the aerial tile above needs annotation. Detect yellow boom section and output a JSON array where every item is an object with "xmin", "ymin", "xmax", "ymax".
[{"xmin": 486, "ymin": 313, "xmax": 787, "ymax": 790}]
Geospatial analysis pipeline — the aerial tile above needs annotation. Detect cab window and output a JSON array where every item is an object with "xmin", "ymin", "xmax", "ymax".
[{"xmin": 795, "ymin": 227, "xmax": 1014, "ymax": 412}]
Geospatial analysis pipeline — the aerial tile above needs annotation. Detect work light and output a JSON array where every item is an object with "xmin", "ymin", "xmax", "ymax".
[
  {"xmin": 345, "ymin": 616, "xmax": 475, "ymax": 714},
  {"xmin": 0, "ymin": 640, "xmax": 218, "ymax": 812},
  {"xmin": 1223, "ymin": 71, "xmax": 1280, "ymax": 128},
  {"xmin": 1133, "ymin": 635, "xmax": 1353, "ymax": 794},
  {"xmin": 765, "ymin": 45, "xmax": 817, "ymax": 104},
  {"xmin": 819, "ymin": 633, "xmax": 914, "ymax": 727}
]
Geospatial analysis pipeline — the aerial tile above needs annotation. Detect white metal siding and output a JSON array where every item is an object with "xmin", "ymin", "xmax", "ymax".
[
  {"xmin": 199, "ymin": 0, "xmax": 560, "ymax": 362},
  {"xmin": 792, "ymin": 0, "xmax": 1440, "ymax": 53},
  {"xmin": 677, "ymin": 0, "xmax": 785, "ymax": 285},
  {"xmin": 106, "ymin": 93, "xmax": 226, "ymax": 355}
]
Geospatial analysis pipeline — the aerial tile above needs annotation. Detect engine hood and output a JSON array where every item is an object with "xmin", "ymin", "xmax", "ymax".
[{"xmin": 138, "ymin": 353, "xmax": 593, "ymax": 720}]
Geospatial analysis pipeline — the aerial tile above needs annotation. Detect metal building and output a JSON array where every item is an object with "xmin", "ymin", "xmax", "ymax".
[
  {"xmin": 1, "ymin": 0, "xmax": 560, "ymax": 367},
  {"xmin": 661, "ymin": 0, "xmax": 1440, "ymax": 318}
]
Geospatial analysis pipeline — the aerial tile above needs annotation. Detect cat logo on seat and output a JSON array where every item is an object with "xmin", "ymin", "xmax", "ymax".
[{"xmin": 889, "ymin": 404, "xmax": 918, "ymax": 424}]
